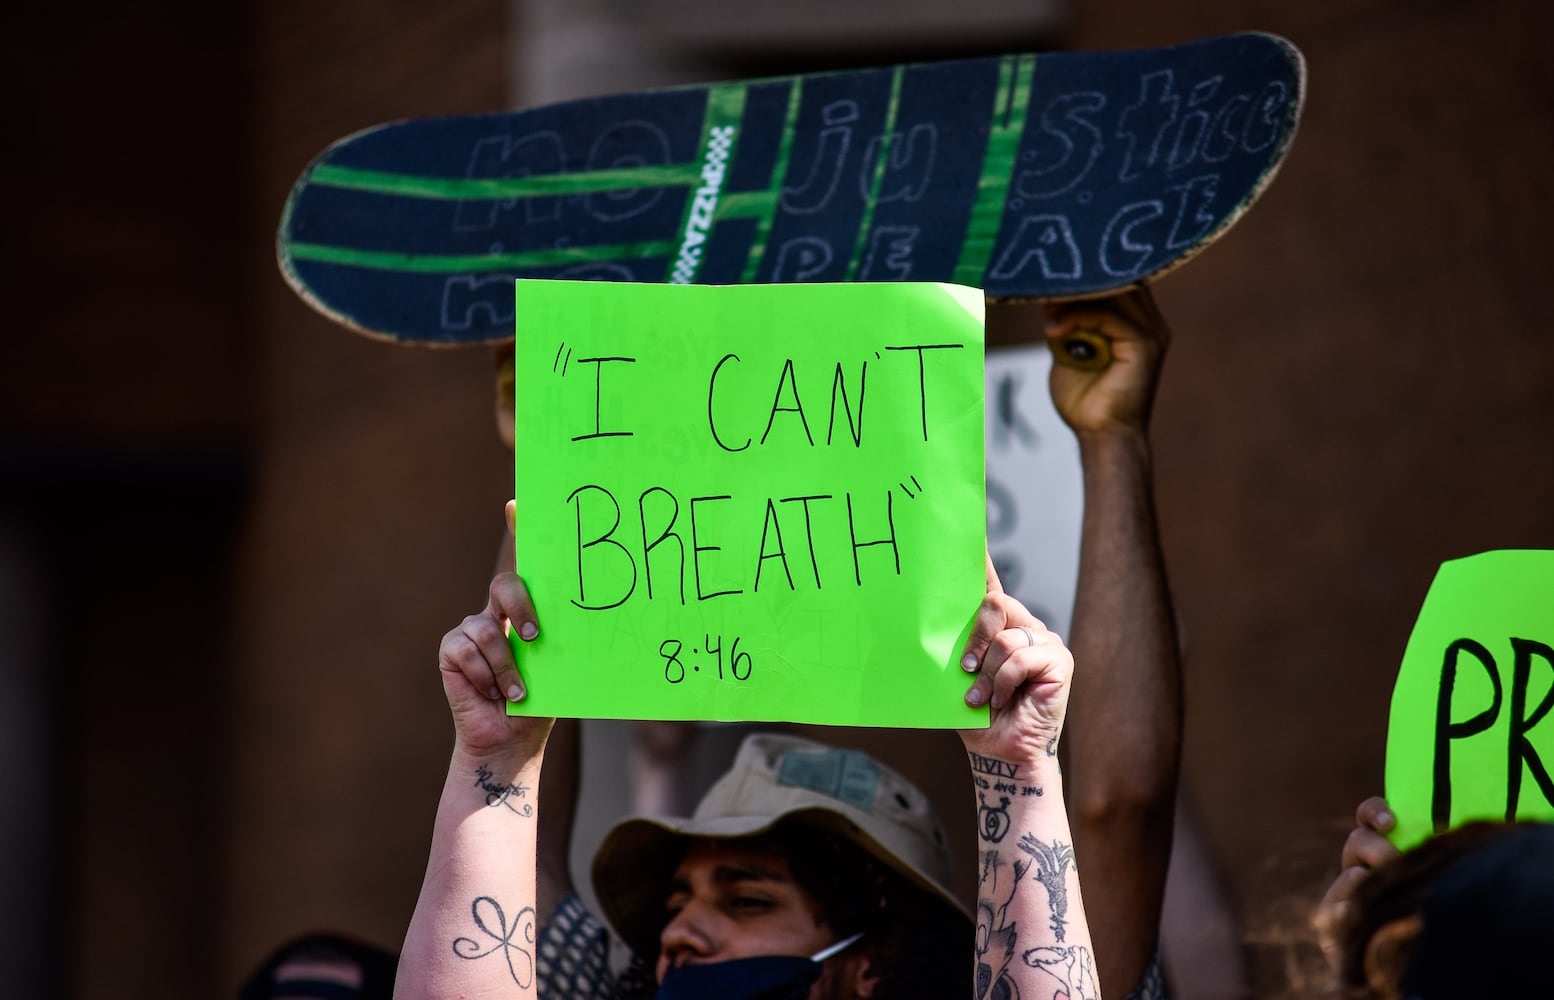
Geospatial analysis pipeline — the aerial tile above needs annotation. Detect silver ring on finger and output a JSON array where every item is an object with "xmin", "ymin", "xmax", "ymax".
[{"xmin": 1017, "ymin": 625, "xmax": 1037, "ymax": 647}]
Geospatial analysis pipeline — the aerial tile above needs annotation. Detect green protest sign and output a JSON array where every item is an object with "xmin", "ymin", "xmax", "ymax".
[
  {"xmin": 508, "ymin": 279, "xmax": 988, "ymax": 728},
  {"xmin": 1384, "ymin": 550, "xmax": 1554, "ymax": 850}
]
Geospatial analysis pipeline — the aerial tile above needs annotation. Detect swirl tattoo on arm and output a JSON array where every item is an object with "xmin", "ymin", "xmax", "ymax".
[{"xmin": 452, "ymin": 896, "xmax": 536, "ymax": 986}]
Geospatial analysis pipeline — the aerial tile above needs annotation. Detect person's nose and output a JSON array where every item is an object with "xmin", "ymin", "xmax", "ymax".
[{"xmin": 658, "ymin": 903, "xmax": 716, "ymax": 972}]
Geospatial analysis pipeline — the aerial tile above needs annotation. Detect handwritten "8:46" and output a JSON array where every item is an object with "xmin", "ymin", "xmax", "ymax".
[{"xmin": 659, "ymin": 635, "xmax": 752, "ymax": 683}]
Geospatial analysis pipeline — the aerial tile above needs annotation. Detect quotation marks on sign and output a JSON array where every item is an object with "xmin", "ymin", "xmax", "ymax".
[{"xmin": 549, "ymin": 344, "xmax": 637, "ymax": 442}]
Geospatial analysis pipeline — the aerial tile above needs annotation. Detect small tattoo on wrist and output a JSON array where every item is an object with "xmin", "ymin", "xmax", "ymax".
[{"xmin": 474, "ymin": 764, "xmax": 534, "ymax": 816}]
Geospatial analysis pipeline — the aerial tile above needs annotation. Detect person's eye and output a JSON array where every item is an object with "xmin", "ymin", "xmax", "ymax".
[{"xmin": 729, "ymin": 895, "xmax": 774, "ymax": 912}]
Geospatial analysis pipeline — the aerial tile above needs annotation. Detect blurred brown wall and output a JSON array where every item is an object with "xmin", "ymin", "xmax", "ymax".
[
  {"xmin": 6, "ymin": 0, "xmax": 1552, "ymax": 996},
  {"xmin": 2, "ymin": 4, "xmax": 254, "ymax": 998},
  {"xmin": 1065, "ymin": 0, "xmax": 1554, "ymax": 964},
  {"xmin": 224, "ymin": 0, "xmax": 515, "ymax": 991}
]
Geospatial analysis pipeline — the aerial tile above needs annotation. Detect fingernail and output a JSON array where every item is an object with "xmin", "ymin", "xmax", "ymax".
[
  {"xmin": 508, "ymin": 684, "xmax": 525, "ymax": 702},
  {"xmin": 989, "ymin": 693, "xmax": 1003, "ymax": 710},
  {"xmin": 488, "ymin": 686, "xmax": 501, "ymax": 700},
  {"xmin": 961, "ymin": 653, "xmax": 979, "ymax": 672},
  {"xmin": 519, "ymin": 621, "xmax": 538, "ymax": 640},
  {"xmin": 965, "ymin": 688, "xmax": 983, "ymax": 707},
  {"xmin": 1378, "ymin": 809, "xmax": 1395, "ymax": 828}
]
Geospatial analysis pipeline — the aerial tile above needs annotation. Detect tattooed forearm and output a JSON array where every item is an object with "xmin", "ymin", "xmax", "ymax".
[
  {"xmin": 1016, "ymin": 835, "xmax": 1076, "ymax": 941},
  {"xmin": 975, "ymin": 849, "xmax": 1021, "ymax": 1000},
  {"xmin": 474, "ymin": 764, "xmax": 535, "ymax": 816},
  {"xmin": 968, "ymin": 753, "xmax": 1045, "ymax": 837},
  {"xmin": 1024, "ymin": 944, "xmax": 1098, "ymax": 1000},
  {"xmin": 452, "ymin": 896, "xmax": 536, "ymax": 986},
  {"xmin": 978, "ymin": 835, "xmax": 1089, "ymax": 1000}
]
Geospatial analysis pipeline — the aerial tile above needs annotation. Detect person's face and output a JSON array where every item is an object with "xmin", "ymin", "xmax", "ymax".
[
  {"xmin": 493, "ymin": 343, "xmax": 516, "ymax": 454},
  {"xmin": 656, "ymin": 839, "xmax": 873, "ymax": 999}
]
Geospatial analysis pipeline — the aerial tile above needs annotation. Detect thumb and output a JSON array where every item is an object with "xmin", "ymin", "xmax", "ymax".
[
  {"xmin": 985, "ymin": 549, "xmax": 1004, "ymax": 594},
  {"xmin": 494, "ymin": 500, "xmax": 518, "ymax": 577}
]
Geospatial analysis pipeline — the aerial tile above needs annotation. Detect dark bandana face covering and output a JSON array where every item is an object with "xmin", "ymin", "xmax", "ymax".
[
  {"xmin": 655, "ymin": 954, "xmax": 823, "ymax": 1000},
  {"xmin": 654, "ymin": 931, "xmax": 865, "ymax": 1000}
]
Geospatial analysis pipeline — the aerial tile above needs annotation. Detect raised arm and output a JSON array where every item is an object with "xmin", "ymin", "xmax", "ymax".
[
  {"xmin": 492, "ymin": 523, "xmax": 579, "ymax": 925},
  {"xmin": 397, "ymin": 534, "xmax": 553, "ymax": 1000},
  {"xmin": 962, "ymin": 558, "xmax": 1100, "ymax": 1000},
  {"xmin": 1042, "ymin": 289, "xmax": 1182, "ymax": 993}
]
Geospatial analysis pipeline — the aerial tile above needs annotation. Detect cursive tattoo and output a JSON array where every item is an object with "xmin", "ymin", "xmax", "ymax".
[
  {"xmin": 452, "ymin": 896, "xmax": 536, "ymax": 986},
  {"xmin": 475, "ymin": 764, "xmax": 534, "ymax": 816}
]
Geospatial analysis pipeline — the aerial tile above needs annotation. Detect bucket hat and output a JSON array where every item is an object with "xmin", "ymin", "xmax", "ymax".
[{"xmin": 590, "ymin": 732, "xmax": 970, "ymax": 957}]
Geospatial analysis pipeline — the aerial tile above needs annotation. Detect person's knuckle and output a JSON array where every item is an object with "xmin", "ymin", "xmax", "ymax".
[
  {"xmin": 453, "ymin": 633, "xmax": 490, "ymax": 668},
  {"xmin": 467, "ymin": 615, "xmax": 505, "ymax": 647},
  {"xmin": 1342, "ymin": 828, "xmax": 1372, "ymax": 865},
  {"xmin": 441, "ymin": 627, "xmax": 474, "ymax": 660}
]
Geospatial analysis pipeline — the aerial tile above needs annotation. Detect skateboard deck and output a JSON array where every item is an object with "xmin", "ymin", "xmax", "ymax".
[{"xmin": 278, "ymin": 32, "xmax": 1304, "ymax": 346}]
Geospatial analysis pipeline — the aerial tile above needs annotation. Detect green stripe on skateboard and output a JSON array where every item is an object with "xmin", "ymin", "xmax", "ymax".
[
  {"xmin": 953, "ymin": 54, "xmax": 1035, "ymax": 285},
  {"xmin": 714, "ymin": 190, "xmax": 778, "ymax": 220},
  {"xmin": 846, "ymin": 66, "xmax": 907, "ymax": 280},
  {"xmin": 309, "ymin": 162, "xmax": 704, "ymax": 200},
  {"xmin": 289, "ymin": 239, "xmax": 679, "ymax": 273},
  {"xmin": 740, "ymin": 80, "xmax": 804, "ymax": 283}
]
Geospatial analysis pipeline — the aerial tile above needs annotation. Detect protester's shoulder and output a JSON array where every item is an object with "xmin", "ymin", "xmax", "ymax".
[
  {"xmin": 536, "ymin": 892, "xmax": 617, "ymax": 999},
  {"xmin": 1122, "ymin": 949, "xmax": 1168, "ymax": 1000}
]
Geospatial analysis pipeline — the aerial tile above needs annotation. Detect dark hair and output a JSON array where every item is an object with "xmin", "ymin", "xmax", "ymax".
[
  {"xmin": 237, "ymin": 932, "xmax": 398, "ymax": 1000},
  {"xmin": 772, "ymin": 821, "xmax": 967, "ymax": 1000},
  {"xmin": 1337, "ymin": 821, "xmax": 1554, "ymax": 998}
]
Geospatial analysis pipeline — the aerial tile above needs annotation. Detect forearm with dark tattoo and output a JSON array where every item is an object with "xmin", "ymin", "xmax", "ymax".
[{"xmin": 972, "ymin": 754, "xmax": 1096, "ymax": 1000}]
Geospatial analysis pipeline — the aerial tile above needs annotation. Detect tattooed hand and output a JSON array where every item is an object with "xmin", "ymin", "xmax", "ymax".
[
  {"xmin": 437, "ymin": 502, "xmax": 554, "ymax": 763},
  {"xmin": 958, "ymin": 554, "xmax": 1073, "ymax": 766}
]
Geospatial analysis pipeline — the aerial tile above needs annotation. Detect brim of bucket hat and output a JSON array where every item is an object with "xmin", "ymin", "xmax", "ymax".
[{"xmin": 590, "ymin": 805, "xmax": 971, "ymax": 959}]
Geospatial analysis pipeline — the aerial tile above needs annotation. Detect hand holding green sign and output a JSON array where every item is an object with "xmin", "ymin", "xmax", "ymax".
[
  {"xmin": 1385, "ymin": 550, "xmax": 1554, "ymax": 850},
  {"xmin": 508, "ymin": 279, "xmax": 988, "ymax": 728}
]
